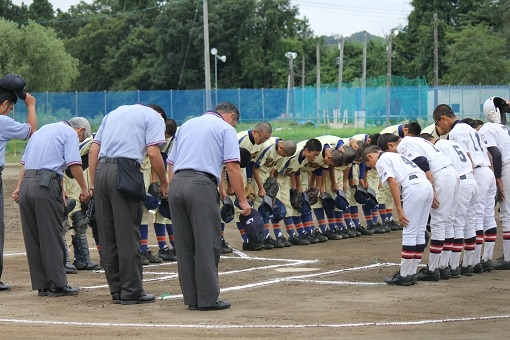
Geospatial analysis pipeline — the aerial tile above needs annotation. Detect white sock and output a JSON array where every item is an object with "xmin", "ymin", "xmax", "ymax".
[
  {"xmin": 462, "ymin": 250, "xmax": 474, "ymax": 267},
  {"xmin": 504, "ymin": 239, "xmax": 510, "ymax": 261},
  {"xmin": 411, "ymin": 258, "xmax": 421, "ymax": 274},
  {"xmin": 400, "ymin": 258, "xmax": 413, "ymax": 277},
  {"xmin": 482, "ymin": 242, "xmax": 495, "ymax": 261},
  {"xmin": 428, "ymin": 253, "xmax": 441, "ymax": 271},
  {"xmin": 450, "ymin": 251, "xmax": 461, "ymax": 269},
  {"xmin": 474, "ymin": 244, "xmax": 482, "ymax": 265},
  {"xmin": 439, "ymin": 250, "xmax": 451, "ymax": 268}
]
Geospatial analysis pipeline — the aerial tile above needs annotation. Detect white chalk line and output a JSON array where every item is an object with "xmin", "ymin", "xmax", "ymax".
[
  {"xmin": 288, "ymin": 279, "xmax": 385, "ymax": 286},
  {"xmin": 0, "ymin": 314, "xmax": 509, "ymax": 329}
]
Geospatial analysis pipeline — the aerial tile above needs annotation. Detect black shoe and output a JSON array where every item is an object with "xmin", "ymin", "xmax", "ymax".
[
  {"xmin": 188, "ymin": 305, "xmax": 198, "ymax": 310},
  {"xmin": 143, "ymin": 248, "xmax": 163, "ymax": 263},
  {"xmin": 382, "ymin": 222, "xmax": 392, "ymax": 233},
  {"xmin": 277, "ymin": 236, "xmax": 292, "ymax": 247},
  {"xmin": 242, "ymin": 242, "xmax": 263, "ymax": 251},
  {"xmin": 481, "ymin": 259, "xmax": 494, "ymax": 272},
  {"xmin": 346, "ymin": 227, "xmax": 357, "ymax": 238},
  {"xmin": 323, "ymin": 230, "xmax": 342, "ymax": 240},
  {"xmin": 48, "ymin": 285, "xmax": 80, "ymax": 297},
  {"xmin": 64, "ymin": 263, "xmax": 77, "ymax": 274},
  {"xmin": 288, "ymin": 235, "xmax": 310, "ymax": 245},
  {"xmin": 121, "ymin": 293, "xmax": 155, "ymax": 305},
  {"xmin": 450, "ymin": 266, "xmax": 461, "ymax": 278},
  {"xmin": 158, "ymin": 246, "xmax": 178, "ymax": 261},
  {"xmin": 416, "ymin": 267, "xmax": 440, "ymax": 281},
  {"xmin": 438, "ymin": 267, "xmax": 451, "ymax": 280},
  {"xmin": 493, "ymin": 256, "xmax": 510, "ymax": 270},
  {"xmin": 389, "ymin": 220, "xmax": 402, "ymax": 231},
  {"xmin": 350, "ymin": 226, "xmax": 362, "ymax": 237},
  {"xmin": 111, "ymin": 292, "xmax": 121, "ymax": 304},
  {"xmin": 142, "ymin": 255, "xmax": 150, "ymax": 266},
  {"xmin": 460, "ymin": 265, "xmax": 473, "ymax": 276},
  {"xmin": 221, "ymin": 240, "xmax": 234, "ymax": 254},
  {"xmin": 410, "ymin": 274, "xmax": 417, "ymax": 285},
  {"xmin": 37, "ymin": 288, "xmax": 49, "ymax": 296},
  {"xmin": 355, "ymin": 224, "xmax": 373, "ymax": 236},
  {"xmin": 262, "ymin": 237, "xmax": 275, "ymax": 249},
  {"xmin": 301, "ymin": 232, "xmax": 319, "ymax": 244},
  {"xmin": 198, "ymin": 299, "xmax": 231, "ymax": 311},
  {"xmin": 473, "ymin": 262, "xmax": 483, "ymax": 274},
  {"xmin": 369, "ymin": 224, "xmax": 386, "ymax": 234},
  {"xmin": 313, "ymin": 230, "xmax": 328, "ymax": 243},
  {"xmin": 0, "ymin": 281, "xmax": 11, "ymax": 291},
  {"xmin": 264, "ymin": 236, "xmax": 284, "ymax": 249},
  {"xmin": 75, "ymin": 260, "xmax": 102, "ymax": 271},
  {"xmin": 384, "ymin": 272, "xmax": 412, "ymax": 286}
]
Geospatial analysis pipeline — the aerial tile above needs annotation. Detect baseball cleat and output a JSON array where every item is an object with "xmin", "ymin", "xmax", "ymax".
[
  {"xmin": 416, "ymin": 267, "xmax": 440, "ymax": 281},
  {"xmin": 493, "ymin": 256, "xmax": 510, "ymax": 270},
  {"xmin": 472, "ymin": 262, "xmax": 483, "ymax": 274},
  {"xmin": 438, "ymin": 267, "xmax": 451, "ymax": 280},
  {"xmin": 301, "ymin": 232, "xmax": 319, "ymax": 244},
  {"xmin": 264, "ymin": 236, "xmax": 284, "ymax": 249},
  {"xmin": 384, "ymin": 271, "xmax": 412, "ymax": 286},
  {"xmin": 242, "ymin": 242, "xmax": 264, "ymax": 251},
  {"xmin": 288, "ymin": 235, "xmax": 310, "ymax": 245},
  {"xmin": 277, "ymin": 235, "xmax": 292, "ymax": 247},
  {"xmin": 481, "ymin": 259, "xmax": 494, "ymax": 272},
  {"xmin": 143, "ymin": 248, "xmax": 163, "ymax": 263},
  {"xmin": 313, "ymin": 230, "xmax": 329, "ymax": 243},
  {"xmin": 450, "ymin": 266, "xmax": 461, "ymax": 278},
  {"xmin": 460, "ymin": 265, "xmax": 473, "ymax": 276},
  {"xmin": 323, "ymin": 230, "xmax": 342, "ymax": 240},
  {"xmin": 159, "ymin": 246, "xmax": 178, "ymax": 260}
]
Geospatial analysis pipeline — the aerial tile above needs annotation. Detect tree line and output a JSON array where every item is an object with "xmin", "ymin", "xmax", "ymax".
[{"xmin": 1, "ymin": 0, "xmax": 509, "ymax": 93}]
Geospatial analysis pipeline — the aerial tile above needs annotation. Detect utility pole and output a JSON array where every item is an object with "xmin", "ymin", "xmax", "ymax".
[
  {"xmin": 337, "ymin": 38, "xmax": 344, "ymax": 123},
  {"xmin": 386, "ymin": 33, "xmax": 392, "ymax": 125},
  {"xmin": 316, "ymin": 44, "xmax": 321, "ymax": 125},
  {"xmin": 362, "ymin": 31, "xmax": 367, "ymax": 114},
  {"xmin": 301, "ymin": 55, "xmax": 305, "ymax": 116},
  {"xmin": 433, "ymin": 13, "xmax": 438, "ymax": 108},
  {"xmin": 203, "ymin": 0, "xmax": 212, "ymax": 110}
]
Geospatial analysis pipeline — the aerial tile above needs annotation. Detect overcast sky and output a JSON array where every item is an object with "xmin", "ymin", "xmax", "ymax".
[{"xmin": 11, "ymin": 0, "xmax": 412, "ymax": 37}]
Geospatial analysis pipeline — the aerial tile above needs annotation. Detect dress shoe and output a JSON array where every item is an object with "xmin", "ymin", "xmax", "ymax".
[
  {"xmin": 198, "ymin": 299, "xmax": 231, "ymax": 311},
  {"xmin": 48, "ymin": 285, "xmax": 80, "ymax": 297},
  {"xmin": 121, "ymin": 293, "xmax": 155, "ymax": 305},
  {"xmin": 0, "ymin": 281, "xmax": 11, "ymax": 291},
  {"xmin": 111, "ymin": 292, "xmax": 121, "ymax": 304}
]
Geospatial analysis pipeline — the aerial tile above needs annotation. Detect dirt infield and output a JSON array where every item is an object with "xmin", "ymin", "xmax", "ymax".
[{"xmin": 1, "ymin": 165, "xmax": 510, "ymax": 339}]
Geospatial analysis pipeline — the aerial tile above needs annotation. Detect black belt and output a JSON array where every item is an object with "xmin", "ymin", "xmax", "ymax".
[
  {"xmin": 460, "ymin": 174, "xmax": 467, "ymax": 180},
  {"xmin": 176, "ymin": 169, "xmax": 218, "ymax": 186},
  {"xmin": 99, "ymin": 157, "xmax": 140, "ymax": 168},
  {"xmin": 475, "ymin": 165, "xmax": 481, "ymax": 168},
  {"xmin": 409, "ymin": 174, "xmax": 418, "ymax": 180},
  {"xmin": 24, "ymin": 169, "xmax": 63, "ymax": 182}
]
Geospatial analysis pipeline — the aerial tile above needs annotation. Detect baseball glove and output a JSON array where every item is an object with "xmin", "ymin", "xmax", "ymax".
[
  {"xmin": 305, "ymin": 187, "xmax": 320, "ymax": 205},
  {"xmin": 148, "ymin": 182, "xmax": 163, "ymax": 200},
  {"xmin": 245, "ymin": 182, "xmax": 256, "ymax": 203},
  {"xmin": 290, "ymin": 188, "xmax": 302, "ymax": 210},
  {"xmin": 263, "ymin": 177, "xmax": 279, "ymax": 199}
]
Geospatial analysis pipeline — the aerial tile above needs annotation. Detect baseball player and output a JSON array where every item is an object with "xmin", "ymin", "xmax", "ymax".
[
  {"xmin": 419, "ymin": 133, "xmax": 477, "ymax": 278},
  {"xmin": 251, "ymin": 137, "xmax": 297, "ymax": 248},
  {"xmin": 433, "ymin": 104, "xmax": 498, "ymax": 274},
  {"xmin": 362, "ymin": 145, "xmax": 433, "ymax": 286},
  {"xmin": 378, "ymin": 133, "xmax": 458, "ymax": 281}
]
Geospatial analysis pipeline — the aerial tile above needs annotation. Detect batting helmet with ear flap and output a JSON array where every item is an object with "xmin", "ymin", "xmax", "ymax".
[
  {"xmin": 221, "ymin": 197, "xmax": 235, "ymax": 223},
  {"xmin": 321, "ymin": 192, "xmax": 335, "ymax": 216}
]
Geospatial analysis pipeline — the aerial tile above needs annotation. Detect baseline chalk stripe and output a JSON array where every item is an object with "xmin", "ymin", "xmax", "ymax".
[
  {"xmin": 288, "ymin": 279, "xmax": 385, "ymax": 286},
  {"xmin": 0, "ymin": 314, "xmax": 509, "ymax": 329}
]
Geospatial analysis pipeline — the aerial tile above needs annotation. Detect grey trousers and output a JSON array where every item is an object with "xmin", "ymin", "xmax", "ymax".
[
  {"xmin": 94, "ymin": 162, "xmax": 145, "ymax": 300},
  {"xmin": 168, "ymin": 170, "xmax": 222, "ymax": 307},
  {"xmin": 19, "ymin": 171, "xmax": 67, "ymax": 290},
  {"xmin": 0, "ymin": 176, "xmax": 5, "ymax": 280}
]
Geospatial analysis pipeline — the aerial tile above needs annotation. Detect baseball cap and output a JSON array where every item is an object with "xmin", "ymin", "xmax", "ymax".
[
  {"xmin": 158, "ymin": 198, "xmax": 171, "ymax": 219},
  {"xmin": 239, "ymin": 208, "xmax": 263, "ymax": 239},
  {"xmin": 0, "ymin": 74, "xmax": 27, "ymax": 100},
  {"xmin": 272, "ymin": 198, "xmax": 287, "ymax": 222},
  {"xmin": 220, "ymin": 197, "xmax": 235, "ymax": 223},
  {"xmin": 257, "ymin": 195, "xmax": 273, "ymax": 220}
]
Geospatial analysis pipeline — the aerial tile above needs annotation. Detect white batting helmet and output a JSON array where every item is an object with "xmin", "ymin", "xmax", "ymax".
[{"xmin": 483, "ymin": 96, "xmax": 507, "ymax": 124}]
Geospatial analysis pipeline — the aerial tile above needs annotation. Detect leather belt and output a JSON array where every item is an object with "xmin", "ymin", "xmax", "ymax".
[
  {"xmin": 176, "ymin": 169, "xmax": 218, "ymax": 186},
  {"xmin": 99, "ymin": 157, "xmax": 140, "ymax": 168}
]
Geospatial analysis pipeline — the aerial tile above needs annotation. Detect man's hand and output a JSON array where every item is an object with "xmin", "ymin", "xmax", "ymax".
[
  {"xmin": 24, "ymin": 93, "xmax": 36, "ymax": 108},
  {"xmin": 12, "ymin": 187, "xmax": 20, "ymax": 204},
  {"xmin": 432, "ymin": 192, "xmax": 440, "ymax": 209},
  {"xmin": 79, "ymin": 189, "xmax": 90, "ymax": 204},
  {"xmin": 258, "ymin": 187, "xmax": 266, "ymax": 198},
  {"xmin": 396, "ymin": 207, "xmax": 409, "ymax": 227},
  {"xmin": 238, "ymin": 199, "xmax": 252, "ymax": 216},
  {"xmin": 160, "ymin": 182, "xmax": 169, "ymax": 199}
]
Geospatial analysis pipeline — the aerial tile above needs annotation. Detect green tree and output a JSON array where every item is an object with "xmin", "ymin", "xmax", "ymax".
[
  {"xmin": 28, "ymin": 0, "xmax": 54, "ymax": 21},
  {"xmin": 443, "ymin": 24, "xmax": 510, "ymax": 85},
  {"xmin": 0, "ymin": 19, "xmax": 79, "ymax": 91}
]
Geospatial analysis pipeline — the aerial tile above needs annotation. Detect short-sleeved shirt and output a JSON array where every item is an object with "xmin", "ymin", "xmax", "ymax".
[
  {"xmin": 254, "ymin": 137, "xmax": 283, "ymax": 174},
  {"xmin": 168, "ymin": 111, "xmax": 239, "ymax": 184},
  {"xmin": 449, "ymin": 121, "xmax": 490, "ymax": 167},
  {"xmin": 376, "ymin": 151, "xmax": 427, "ymax": 186},
  {"xmin": 0, "ymin": 115, "xmax": 32, "ymax": 169},
  {"xmin": 275, "ymin": 147, "xmax": 308, "ymax": 177},
  {"xmin": 380, "ymin": 124, "xmax": 404, "ymax": 136},
  {"xmin": 435, "ymin": 139, "xmax": 472, "ymax": 177},
  {"xmin": 397, "ymin": 136, "xmax": 452, "ymax": 173},
  {"xmin": 479, "ymin": 122, "xmax": 510, "ymax": 165},
  {"xmin": 93, "ymin": 104, "xmax": 165, "ymax": 165},
  {"xmin": 21, "ymin": 121, "xmax": 81, "ymax": 175},
  {"xmin": 238, "ymin": 130, "xmax": 265, "ymax": 160},
  {"xmin": 294, "ymin": 139, "xmax": 329, "ymax": 175}
]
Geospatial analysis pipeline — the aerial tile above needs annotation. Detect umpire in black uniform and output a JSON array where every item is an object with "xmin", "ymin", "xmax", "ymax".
[
  {"xmin": 13, "ymin": 117, "xmax": 91, "ymax": 296},
  {"xmin": 88, "ymin": 104, "xmax": 168, "ymax": 305}
]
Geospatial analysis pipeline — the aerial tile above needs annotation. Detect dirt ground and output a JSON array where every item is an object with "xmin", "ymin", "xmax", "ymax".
[{"xmin": 1, "ymin": 165, "xmax": 509, "ymax": 339}]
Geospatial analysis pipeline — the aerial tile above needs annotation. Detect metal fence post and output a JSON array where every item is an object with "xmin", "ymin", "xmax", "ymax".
[
  {"xmin": 104, "ymin": 90, "xmax": 107, "ymax": 116},
  {"xmin": 238, "ymin": 88, "xmax": 241, "ymax": 114},
  {"xmin": 170, "ymin": 89, "xmax": 174, "ymax": 119},
  {"xmin": 262, "ymin": 88, "xmax": 265, "ymax": 121},
  {"xmin": 75, "ymin": 91, "xmax": 78, "ymax": 116}
]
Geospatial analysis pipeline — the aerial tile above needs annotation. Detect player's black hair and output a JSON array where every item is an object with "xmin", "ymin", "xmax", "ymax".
[
  {"xmin": 0, "ymin": 88, "xmax": 18, "ymax": 105},
  {"xmin": 331, "ymin": 145, "xmax": 356, "ymax": 166},
  {"xmin": 405, "ymin": 121, "xmax": 422, "ymax": 136},
  {"xmin": 362, "ymin": 145, "xmax": 382, "ymax": 163},
  {"xmin": 418, "ymin": 133, "xmax": 435, "ymax": 142},
  {"xmin": 473, "ymin": 119, "xmax": 484, "ymax": 128},
  {"xmin": 281, "ymin": 140, "xmax": 297, "ymax": 156},
  {"xmin": 254, "ymin": 121, "xmax": 272, "ymax": 134},
  {"xmin": 377, "ymin": 133, "xmax": 400, "ymax": 151},
  {"xmin": 461, "ymin": 118, "xmax": 476, "ymax": 128},
  {"xmin": 355, "ymin": 140, "xmax": 369, "ymax": 160},
  {"xmin": 215, "ymin": 102, "xmax": 240, "ymax": 122},
  {"xmin": 304, "ymin": 138, "xmax": 322, "ymax": 152},
  {"xmin": 165, "ymin": 118, "xmax": 177, "ymax": 137},
  {"xmin": 369, "ymin": 133, "xmax": 380, "ymax": 146},
  {"xmin": 432, "ymin": 104, "xmax": 456, "ymax": 121},
  {"xmin": 239, "ymin": 147, "xmax": 252, "ymax": 168},
  {"xmin": 147, "ymin": 103, "xmax": 168, "ymax": 122}
]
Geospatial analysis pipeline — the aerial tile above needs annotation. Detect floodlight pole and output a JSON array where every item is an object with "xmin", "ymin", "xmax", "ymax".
[
  {"xmin": 285, "ymin": 52, "xmax": 297, "ymax": 118},
  {"xmin": 211, "ymin": 48, "xmax": 226, "ymax": 107},
  {"xmin": 203, "ymin": 0, "xmax": 212, "ymax": 110}
]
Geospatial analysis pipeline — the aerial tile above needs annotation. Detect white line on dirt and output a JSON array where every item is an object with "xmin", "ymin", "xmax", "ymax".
[
  {"xmin": 0, "ymin": 314, "xmax": 509, "ymax": 329},
  {"xmin": 287, "ymin": 279, "xmax": 386, "ymax": 286}
]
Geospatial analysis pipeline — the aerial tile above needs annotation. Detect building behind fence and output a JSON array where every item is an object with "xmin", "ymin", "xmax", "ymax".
[{"xmin": 10, "ymin": 85, "xmax": 510, "ymax": 127}]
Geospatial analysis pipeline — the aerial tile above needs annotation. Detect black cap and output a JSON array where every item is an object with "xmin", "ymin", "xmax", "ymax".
[{"xmin": 0, "ymin": 74, "xmax": 27, "ymax": 100}]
